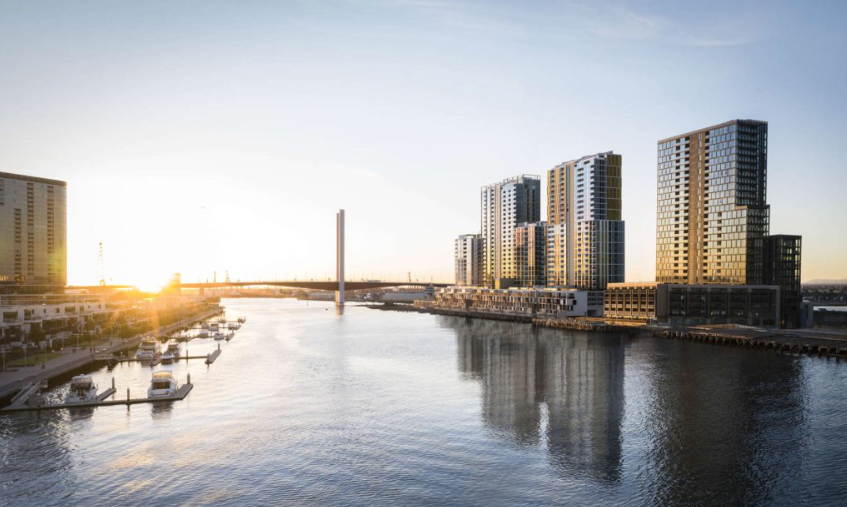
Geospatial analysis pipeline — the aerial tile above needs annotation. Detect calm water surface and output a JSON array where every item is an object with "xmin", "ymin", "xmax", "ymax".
[{"xmin": 2, "ymin": 299, "xmax": 847, "ymax": 506}]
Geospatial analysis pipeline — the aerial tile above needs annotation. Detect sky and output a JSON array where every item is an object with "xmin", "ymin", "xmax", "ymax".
[{"xmin": 1, "ymin": 0, "xmax": 845, "ymax": 287}]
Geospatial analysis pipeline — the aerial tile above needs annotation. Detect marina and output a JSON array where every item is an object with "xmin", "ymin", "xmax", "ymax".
[
  {"xmin": 1, "ymin": 308, "xmax": 243, "ymax": 412},
  {"xmin": 0, "ymin": 306, "xmax": 224, "ymax": 402}
]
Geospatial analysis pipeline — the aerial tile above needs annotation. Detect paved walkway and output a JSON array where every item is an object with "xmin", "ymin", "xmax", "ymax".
[{"xmin": 0, "ymin": 307, "xmax": 222, "ymax": 401}]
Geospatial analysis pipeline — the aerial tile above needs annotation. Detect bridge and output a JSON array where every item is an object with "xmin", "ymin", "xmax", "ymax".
[
  {"xmin": 66, "ymin": 210, "xmax": 453, "ymax": 299},
  {"xmin": 67, "ymin": 280, "xmax": 449, "ymax": 292},
  {"xmin": 67, "ymin": 280, "xmax": 450, "ymax": 292}
]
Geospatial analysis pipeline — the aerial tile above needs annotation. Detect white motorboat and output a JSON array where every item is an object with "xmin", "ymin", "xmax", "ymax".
[
  {"xmin": 167, "ymin": 342, "xmax": 181, "ymax": 359},
  {"xmin": 237, "ymin": 316, "xmax": 246, "ymax": 323},
  {"xmin": 209, "ymin": 323, "xmax": 219, "ymax": 332},
  {"xmin": 227, "ymin": 322, "xmax": 240, "ymax": 330},
  {"xmin": 135, "ymin": 337, "xmax": 160, "ymax": 361},
  {"xmin": 213, "ymin": 332, "xmax": 225, "ymax": 341},
  {"xmin": 161, "ymin": 346, "xmax": 174, "ymax": 364},
  {"xmin": 147, "ymin": 371, "xmax": 179, "ymax": 398},
  {"xmin": 197, "ymin": 330, "xmax": 210, "ymax": 338},
  {"xmin": 66, "ymin": 375, "xmax": 98, "ymax": 404},
  {"xmin": 201, "ymin": 322, "xmax": 210, "ymax": 330}
]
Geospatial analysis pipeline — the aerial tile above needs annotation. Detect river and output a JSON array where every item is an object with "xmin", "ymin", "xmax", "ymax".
[{"xmin": 2, "ymin": 298, "xmax": 847, "ymax": 506}]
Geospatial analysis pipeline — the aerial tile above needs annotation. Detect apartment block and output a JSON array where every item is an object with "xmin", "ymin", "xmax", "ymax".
[
  {"xmin": 428, "ymin": 286, "xmax": 605, "ymax": 319},
  {"xmin": 514, "ymin": 222, "xmax": 547, "ymax": 287},
  {"xmin": 454, "ymin": 234, "xmax": 482, "ymax": 286},
  {"xmin": 481, "ymin": 175, "xmax": 541, "ymax": 288},
  {"xmin": 656, "ymin": 120, "xmax": 769, "ymax": 285},
  {"xmin": 0, "ymin": 172, "xmax": 67, "ymax": 287},
  {"xmin": 547, "ymin": 152, "xmax": 624, "ymax": 290}
]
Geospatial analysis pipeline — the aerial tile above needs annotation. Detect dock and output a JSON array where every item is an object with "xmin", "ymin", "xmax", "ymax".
[
  {"xmin": 102, "ymin": 353, "xmax": 216, "ymax": 365},
  {"xmin": 205, "ymin": 350, "xmax": 222, "ymax": 364},
  {"xmin": 655, "ymin": 328, "xmax": 847, "ymax": 359},
  {"xmin": 0, "ymin": 384, "xmax": 193, "ymax": 413}
]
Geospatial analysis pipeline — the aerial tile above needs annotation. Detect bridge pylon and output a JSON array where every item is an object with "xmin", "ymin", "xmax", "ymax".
[{"xmin": 336, "ymin": 209, "xmax": 345, "ymax": 305}]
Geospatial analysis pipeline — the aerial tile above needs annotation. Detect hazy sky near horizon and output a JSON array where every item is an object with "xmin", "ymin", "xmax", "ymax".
[{"xmin": 1, "ymin": 0, "xmax": 845, "ymax": 287}]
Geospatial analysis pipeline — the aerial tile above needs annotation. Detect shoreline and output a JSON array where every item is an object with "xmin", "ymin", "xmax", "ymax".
[
  {"xmin": 0, "ymin": 306, "xmax": 223, "ymax": 404},
  {"xmin": 365, "ymin": 303, "xmax": 847, "ymax": 360}
]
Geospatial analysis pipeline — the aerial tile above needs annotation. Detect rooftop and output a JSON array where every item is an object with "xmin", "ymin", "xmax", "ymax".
[{"xmin": 0, "ymin": 171, "xmax": 67, "ymax": 187}]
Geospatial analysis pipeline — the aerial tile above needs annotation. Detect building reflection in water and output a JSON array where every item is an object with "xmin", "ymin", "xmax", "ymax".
[
  {"xmin": 537, "ymin": 328, "xmax": 625, "ymax": 483},
  {"xmin": 639, "ymin": 338, "xmax": 807, "ymax": 506},
  {"xmin": 444, "ymin": 315, "xmax": 809, "ymax": 503},
  {"xmin": 447, "ymin": 316, "xmax": 626, "ymax": 484}
]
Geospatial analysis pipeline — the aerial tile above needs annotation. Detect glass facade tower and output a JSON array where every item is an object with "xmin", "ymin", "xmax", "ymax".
[{"xmin": 656, "ymin": 120, "xmax": 769, "ymax": 285}]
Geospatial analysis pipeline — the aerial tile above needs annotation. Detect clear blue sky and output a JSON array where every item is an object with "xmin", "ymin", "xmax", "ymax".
[{"xmin": 1, "ymin": 0, "xmax": 844, "ymax": 285}]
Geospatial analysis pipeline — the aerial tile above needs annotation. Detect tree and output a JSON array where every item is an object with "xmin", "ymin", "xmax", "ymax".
[{"xmin": 27, "ymin": 326, "xmax": 45, "ymax": 345}]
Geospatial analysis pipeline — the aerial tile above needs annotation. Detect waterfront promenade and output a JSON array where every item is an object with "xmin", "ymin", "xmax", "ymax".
[{"xmin": 0, "ymin": 306, "xmax": 222, "ymax": 402}]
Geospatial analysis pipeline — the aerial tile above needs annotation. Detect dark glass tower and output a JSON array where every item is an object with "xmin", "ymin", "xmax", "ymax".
[{"xmin": 763, "ymin": 235, "xmax": 802, "ymax": 328}]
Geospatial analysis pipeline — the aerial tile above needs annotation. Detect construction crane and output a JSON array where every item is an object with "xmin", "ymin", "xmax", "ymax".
[{"xmin": 98, "ymin": 241, "xmax": 106, "ymax": 286}]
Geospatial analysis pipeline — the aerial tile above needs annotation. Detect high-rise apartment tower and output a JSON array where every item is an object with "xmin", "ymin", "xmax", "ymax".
[
  {"xmin": 547, "ymin": 152, "xmax": 624, "ymax": 290},
  {"xmin": 656, "ymin": 120, "xmax": 769, "ymax": 285},
  {"xmin": 481, "ymin": 175, "xmax": 541, "ymax": 288},
  {"xmin": 454, "ymin": 234, "xmax": 481, "ymax": 286},
  {"xmin": 0, "ymin": 172, "xmax": 67, "ymax": 287}
]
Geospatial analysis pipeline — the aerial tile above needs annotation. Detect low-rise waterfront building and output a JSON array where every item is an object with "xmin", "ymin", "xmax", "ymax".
[
  {"xmin": 0, "ymin": 293, "xmax": 106, "ymax": 342},
  {"xmin": 604, "ymin": 282, "xmax": 781, "ymax": 327},
  {"xmin": 428, "ymin": 286, "xmax": 604, "ymax": 319}
]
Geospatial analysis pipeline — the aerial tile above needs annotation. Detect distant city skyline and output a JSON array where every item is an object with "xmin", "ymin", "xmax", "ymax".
[{"xmin": 1, "ymin": 1, "xmax": 844, "ymax": 286}]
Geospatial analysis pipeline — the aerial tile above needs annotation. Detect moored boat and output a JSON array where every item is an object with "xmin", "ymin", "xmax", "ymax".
[
  {"xmin": 167, "ymin": 342, "xmax": 181, "ymax": 359},
  {"xmin": 147, "ymin": 371, "xmax": 179, "ymax": 398},
  {"xmin": 135, "ymin": 337, "xmax": 160, "ymax": 361},
  {"xmin": 66, "ymin": 375, "xmax": 98, "ymax": 404},
  {"xmin": 213, "ymin": 331, "xmax": 225, "ymax": 341}
]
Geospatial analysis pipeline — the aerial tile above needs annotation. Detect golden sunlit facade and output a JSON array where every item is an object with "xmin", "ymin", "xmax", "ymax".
[
  {"xmin": 656, "ymin": 120, "xmax": 769, "ymax": 285},
  {"xmin": 0, "ymin": 172, "xmax": 67, "ymax": 287},
  {"xmin": 481, "ymin": 175, "xmax": 541, "ymax": 288},
  {"xmin": 547, "ymin": 152, "xmax": 624, "ymax": 290}
]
